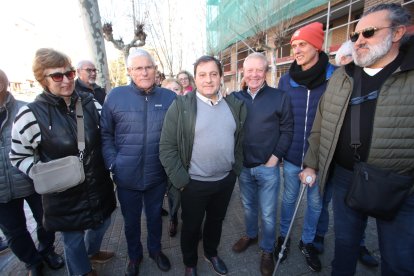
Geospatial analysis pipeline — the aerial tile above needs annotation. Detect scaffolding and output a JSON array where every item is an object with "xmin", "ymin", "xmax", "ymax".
[{"xmin": 206, "ymin": 0, "xmax": 331, "ymax": 54}]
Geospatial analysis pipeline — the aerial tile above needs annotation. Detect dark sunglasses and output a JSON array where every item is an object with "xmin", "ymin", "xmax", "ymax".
[
  {"xmin": 46, "ymin": 70, "xmax": 76, "ymax": 82},
  {"xmin": 349, "ymin": 26, "xmax": 393, "ymax": 42}
]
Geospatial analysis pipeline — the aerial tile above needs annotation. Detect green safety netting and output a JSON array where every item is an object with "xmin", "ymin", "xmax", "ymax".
[{"xmin": 207, "ymin": 0, "xmax": 330, "ymax": 53}]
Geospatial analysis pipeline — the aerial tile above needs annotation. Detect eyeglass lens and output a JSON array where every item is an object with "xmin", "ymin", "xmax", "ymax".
[
  {"xmin": 48, "ymin": 71, "xmax": 76, "ymax": 82},
  {"xmin": 84, "ymin": 68, "xmax": 98, "ymax": 73}
]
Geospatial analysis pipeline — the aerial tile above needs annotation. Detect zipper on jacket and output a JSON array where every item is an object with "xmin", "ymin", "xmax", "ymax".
[
  {"xmin": 142, "ymin": 95, "xmax": 148, "ymax": 185},
  {"xmin": 301, "ymin": 89, "xmax": 311, "ymax": 166}
]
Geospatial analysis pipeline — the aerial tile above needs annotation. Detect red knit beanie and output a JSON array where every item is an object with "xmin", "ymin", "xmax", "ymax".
[{"xmin": 290, "ymin": 22, "xmax": 324, "ymax": 51}]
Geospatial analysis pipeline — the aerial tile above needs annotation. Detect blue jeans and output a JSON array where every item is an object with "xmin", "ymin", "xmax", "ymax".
[
  {"xmin": 0, "ymin": 193, "xmax": 55, "ymax": 269},
  {"xmin": 62, "ymin": 216, "xmax": 111, "ymax": 275},
  {"xmin": 239, "ymin": 165, "xmax": 280, "ymax": 253},
  {"xmin": 117, "ymin": 184, "xmax": 165, "ymax": 261},
  {"xmin": 331, "ymin": 163, "xmax": 414, "ymax": 275},
  {"xmin": 317, "ymin": 177, "xmax": 367, "ymax": 246},
  {"xmin": 280, "ymin": 160, "xmax": 322, "ymax": 243}
]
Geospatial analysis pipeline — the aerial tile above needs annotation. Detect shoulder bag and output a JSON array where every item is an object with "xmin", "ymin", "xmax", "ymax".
[
  {"xmin": 345, "ymin": 67, "xmax": 413, "ymax": 220},
  {"xmin": 32, "ymin": 98, "xmax": 86, "ymax": 194}
]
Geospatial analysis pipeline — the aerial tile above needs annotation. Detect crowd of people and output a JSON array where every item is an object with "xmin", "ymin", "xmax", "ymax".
[{"xmin": 0, "ymin": 3, "xmax": 412, "ymax": 276}]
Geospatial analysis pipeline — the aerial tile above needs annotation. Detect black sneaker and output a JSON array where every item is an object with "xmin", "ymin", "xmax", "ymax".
[
  {"xmin": 274, "ymin": 236, "xmax": 290, "ymax": 263},
  {"xmin": 299, "ymin": 240, "xmax": 322, "ymax": 272},
  {"xmin": 313, "ymin": 235, "xmax": 324, "ymax": 254}
]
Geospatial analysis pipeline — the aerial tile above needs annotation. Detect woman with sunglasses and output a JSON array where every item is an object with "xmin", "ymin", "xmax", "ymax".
[{"xmin": 10, "ymin": 48, "xmax": 116, "ymax": 276}]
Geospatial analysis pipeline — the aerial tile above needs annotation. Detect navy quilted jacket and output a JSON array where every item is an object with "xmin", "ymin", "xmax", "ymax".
[
  {"xmin": 278, "ymin": 63, "xmax": 336, "ymax": 167},
  {"xmin": 101, "ymin": 83, "xmax": 176, "ymax": 190}
]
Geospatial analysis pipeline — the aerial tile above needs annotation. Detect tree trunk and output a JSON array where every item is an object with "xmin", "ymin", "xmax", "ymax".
[{"xmin": 78, "ymin": 0, "xmax": 111, "ymax": 91}]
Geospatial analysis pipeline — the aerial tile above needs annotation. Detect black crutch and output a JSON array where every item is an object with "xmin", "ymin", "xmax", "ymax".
[{"xmin": 272, "ymin": 175, "xmax": 312, "ymax": 276}]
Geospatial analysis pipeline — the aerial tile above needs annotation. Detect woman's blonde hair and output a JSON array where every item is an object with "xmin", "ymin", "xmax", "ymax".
[{"xmin": 32, "ymin": 48, "xmax": 73, "ymax": 89}]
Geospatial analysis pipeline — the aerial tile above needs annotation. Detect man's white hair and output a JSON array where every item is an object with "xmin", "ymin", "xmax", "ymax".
[
  {"xmin": 335, "ymin": 40, "xmax": 353, "ymax": 66},
  {"xmin": 76, "ymin": 60, "xmax": 94, "ymax": 70},
  {"xmin": 243, "ymin": 52, "xmax": 269, "ymax": 72},
  {"xmin": 127, "ymin": 49, "xmax": 155, "ymax": 67}
]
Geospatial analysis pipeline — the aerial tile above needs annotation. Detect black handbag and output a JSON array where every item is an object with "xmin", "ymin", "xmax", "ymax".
[
  {"xmin": 345, "ymin": 67, "xmax": 413, "ymax": 220},
  {"xmin": 347, "ymin": 161, "xmax": 413, "ymax": 220}
]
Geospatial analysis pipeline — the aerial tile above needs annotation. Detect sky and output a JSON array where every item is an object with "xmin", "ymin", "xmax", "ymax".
[{"xmin": 0, "ymin": 0, "xmax": 206, "ymax": 83}]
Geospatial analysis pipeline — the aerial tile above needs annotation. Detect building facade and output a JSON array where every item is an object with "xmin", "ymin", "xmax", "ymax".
[{"xmin": 206, "ymin": 0, "xmax": 414, "ymax": 91}]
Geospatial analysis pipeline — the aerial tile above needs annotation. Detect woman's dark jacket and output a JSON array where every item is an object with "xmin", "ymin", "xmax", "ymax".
[{"xmin": 27, "ymin": 91, "xmax": 116, "ymax": 232}]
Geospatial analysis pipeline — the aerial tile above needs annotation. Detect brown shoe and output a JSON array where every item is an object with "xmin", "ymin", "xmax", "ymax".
[
  {"xmin": 232, "ymin": 236, "xmax": 258, "ymax": 253},
  {"xmin": 89, "ymin": 250, "xmax": 115, "ymax": 264},
  {"xmin": 260, "ymin": 252, "xmax": 274, "ymax": 276}
]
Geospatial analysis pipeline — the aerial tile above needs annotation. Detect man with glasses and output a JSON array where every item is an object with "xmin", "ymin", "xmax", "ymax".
[
  {"xmin": 300, "ymin": 4, "xmax": 414, "ymax": 275},
  {"xmin": 101, "ymin": 49, "xmax": 176, "ymax": 276},
  {"xmin": 75, "ymin": 60, "xmax": 106, "ymax": 105}
]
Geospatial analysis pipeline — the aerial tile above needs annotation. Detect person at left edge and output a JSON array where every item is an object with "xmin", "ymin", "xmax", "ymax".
[
  {"xmin": 10, "ymin": 48, "xmax": 116, "ymax": 276},
  {"xmin": 101, "ymin": 48, "xmax": 175, "ymax": 276},
  {"xmin": 0, "ymin": 68, "xmax": 64, "ymax": 276}
]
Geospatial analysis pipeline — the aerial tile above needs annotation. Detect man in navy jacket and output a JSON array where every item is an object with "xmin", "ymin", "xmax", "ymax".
[
  {"xmin": 101, "ymin": 49, "xmax": 176, "ymax": 276},
  {"xmin": 231, "ymin": 52, "xmax": 293, "ymax": 276}
]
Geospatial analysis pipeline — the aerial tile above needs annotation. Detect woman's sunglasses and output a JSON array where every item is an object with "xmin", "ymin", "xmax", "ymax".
[
  {"xmin": 45, "ymin": 70, "xmax": 76, "ymax": 82},
  {"xmin": 349, "ymin": 26, "xmax": 393, "ymax": 42}
]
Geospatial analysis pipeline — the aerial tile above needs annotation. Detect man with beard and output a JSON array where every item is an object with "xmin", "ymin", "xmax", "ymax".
[
  {"xmin": 275, "ymin": 22, "xmax": 336, "ymax": 272},
  {"xmin": 75, "ymin": 60, "xmax": 106, "ymax": 105},
  {"xmin": 300, "ymin": 3, "xmax": 414, "ymax": 275}
]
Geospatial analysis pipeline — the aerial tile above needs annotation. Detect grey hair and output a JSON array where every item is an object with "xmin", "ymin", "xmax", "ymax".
[
  {"xmin": 243, "ymin": 52, "xmax": 269, "ymax": 72},
  {"xmin": 335, "ymin": 40, "xmax": 353, "ymax": 66},
  {"xmin": 364, "ymin": 3, "xmax": 411, "ymax": 44},
  {"xmin": 76, "ymin": 60, "xmax": 94, "ymax": 70},
  {"xmin": 127, "ymin": 49, "xmax": 155, "ymax": 67}
]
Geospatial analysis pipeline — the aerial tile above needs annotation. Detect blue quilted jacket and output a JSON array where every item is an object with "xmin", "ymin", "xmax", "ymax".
[
  {"xmin": 101, "ymin": 83, "xmax": 176, "ymax": 190},
  {"xmin": 278, "ymin": 63, "xmax": 336, "ymax": 167}
]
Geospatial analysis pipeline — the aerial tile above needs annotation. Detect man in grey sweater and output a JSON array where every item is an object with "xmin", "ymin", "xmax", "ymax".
[{"xmin": 160, "ymin": 56, "xmax": 246, "ymax": 276}]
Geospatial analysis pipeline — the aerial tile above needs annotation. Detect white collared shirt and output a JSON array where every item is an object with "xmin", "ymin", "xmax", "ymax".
[
  {"xmin": 247, "ymin": 83, "xmax": 265, "ymax": 99},
  {"xmin": 196, "ymin": 91, "xmax": 223, "ymax": 106}
]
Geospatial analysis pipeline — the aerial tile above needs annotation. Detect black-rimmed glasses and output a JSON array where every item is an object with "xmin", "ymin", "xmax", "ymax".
[
  {"xmin": 349, "ymin": 26, "xmax": 393, "ymax": 42},
  {"xmin": 82, "ymin": 68, "xmax": 99, "ymax": 74},
  {"xmin": 45, "ymin": 70, "xmax": 76, "ymax": 82}
]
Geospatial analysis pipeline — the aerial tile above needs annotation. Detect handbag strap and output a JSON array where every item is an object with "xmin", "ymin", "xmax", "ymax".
[
  {"xmin": 350, "ymin": 67, "xmax": 362, "ymax": 161},
  {"xmin": 75, "ymin": 98, "xmax": 85, "ymax": 161}
]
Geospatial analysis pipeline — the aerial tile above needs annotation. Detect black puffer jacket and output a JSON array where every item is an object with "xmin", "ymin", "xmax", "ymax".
[{"xmin": 27, "ymin": 91, "xmax": 116, "ymax": 232}]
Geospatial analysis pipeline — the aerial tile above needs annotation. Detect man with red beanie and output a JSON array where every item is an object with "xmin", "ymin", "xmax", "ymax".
[{"xmin": 274, "ymin": 21, "xmax": 335, "ymax": 272}]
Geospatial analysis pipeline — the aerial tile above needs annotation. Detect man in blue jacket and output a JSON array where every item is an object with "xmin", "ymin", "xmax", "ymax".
[
  {"xmin": 275, "ymin": 22, "xmax": 335, "ymax": 272},
  {"xmin": 231, "ymin": 52, "xmax": 293, "ymax": 276},
  {"xmin": 101, "ymin": 49, "xmax": 176, "ymax": 276}
]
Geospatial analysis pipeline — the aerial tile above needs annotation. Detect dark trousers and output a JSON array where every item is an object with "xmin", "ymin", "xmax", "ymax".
[
  {"xmin": 181, "ymin": 171, "xmax": 236, "ymax": 267},
  {"xmin": 167, "ymin": 194, "xmax": 179, "ymax": 223},
  {"xmin": 0, "ymin": 193, "xmax": 55, "ymax": 269},
  {"xmin": 117, "ymin": 184, "xmax": 165, "ymax": 261},
  {"xmin": 331, "ymin": 163, "xmax": 414, "ymax": 275}
]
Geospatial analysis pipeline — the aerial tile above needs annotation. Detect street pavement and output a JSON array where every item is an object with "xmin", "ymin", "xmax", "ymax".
[{"xmin": 0, "ymin": 171, "xmax": 381, "ymax": 276}]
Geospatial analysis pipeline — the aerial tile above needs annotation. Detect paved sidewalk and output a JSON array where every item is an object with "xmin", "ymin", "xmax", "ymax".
[{"xmin": 0, "ymin": 175, "xmax": 381, "ymax": 276}]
